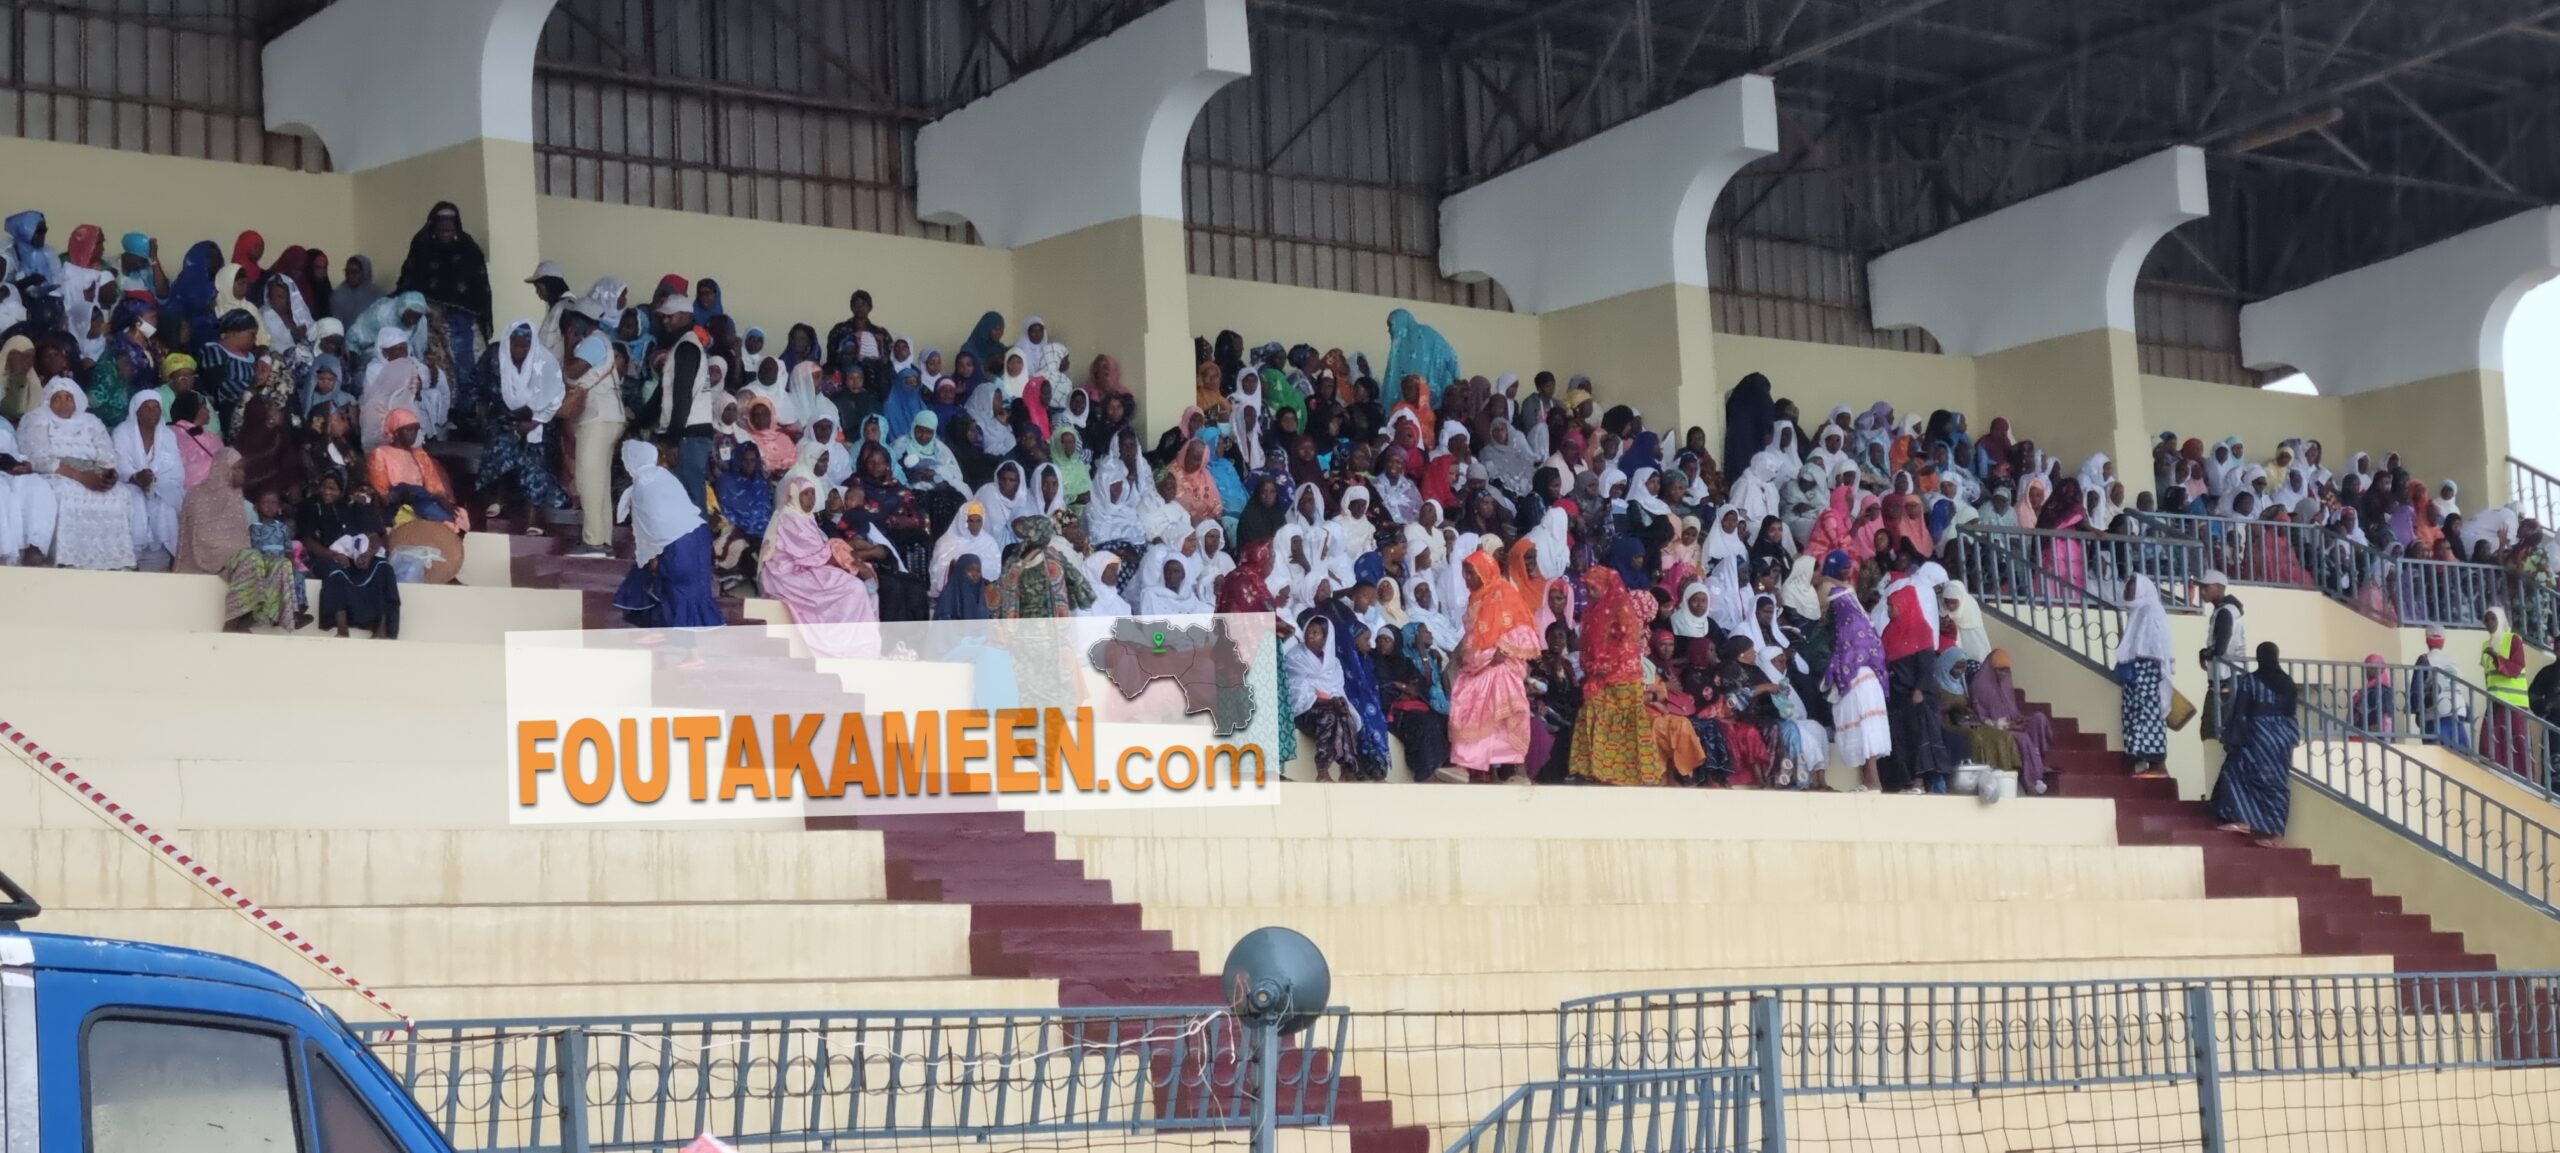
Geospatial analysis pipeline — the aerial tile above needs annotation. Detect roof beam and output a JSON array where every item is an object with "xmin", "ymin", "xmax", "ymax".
[
  {"xmin": 2197, "ymin": 1, "xmax": 2560, "ymax": 146},
  {"xmin": 2380, "ymin": 78, "xmax": 2520, "ymax": 194},
  {"xmin": 1760, "ymin": 0, "xmax": 1955, "ymax": 73}
]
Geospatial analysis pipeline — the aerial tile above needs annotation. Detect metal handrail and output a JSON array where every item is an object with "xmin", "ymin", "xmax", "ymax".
[
  {"xmin": 2251, "ymin": 656, "xmax": 2560, "ymax": 798},
  {"xmin": 1951, "ymin": 528, "xmax": 2560, "ymax": 921},
  {"xmin": 1556, "ymin": 971, "xmax": 2560, "ymax": 1087},
  {"xmin": 2513, "ymin": 456, "xmax": 2560, "ymax": 531},
  {"xmin": 1442, "ymin": 1067, "xmax": 1763, "ymax": 1153},
  {"xmin": 348, "ymin": 1005, "xmax": 1349, "ymax": 1152}
]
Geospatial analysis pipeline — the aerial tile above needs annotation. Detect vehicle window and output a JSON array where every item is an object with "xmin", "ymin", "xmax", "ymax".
[
  {"xmin": 308, "ymin": 1049, "xmax": 407, "ymax": 1153},
  {"xmin": 87, "ymin": 1018, "xmax": 301, "ymax": 1153}
]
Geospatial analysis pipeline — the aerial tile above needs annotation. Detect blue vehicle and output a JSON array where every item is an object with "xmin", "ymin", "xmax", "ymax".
[{"xmin": 0, "ymin": 871, "xmax": 451, "ymax": 1153}]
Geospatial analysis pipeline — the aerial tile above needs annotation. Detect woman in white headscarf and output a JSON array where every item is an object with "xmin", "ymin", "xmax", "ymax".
[
  {"xmin": 1403, "ymin": 576, "xmax": 1459, "ymax": 655},
  {"xmin": 1732, "ymin": 449, "xmax": 1788, "ymax": 528},
  {"xmin": 1085, "ymin": 459, "xmax": 1147, "ymax": 548},
  {"xmin": 259, "ymin": 276, "xmax": 314, "ymax": 352},
  {"xmin": 1194, "ymin": 521, "xmax": 1235, "ymax": 596},
  {"xmin": 1701, "ymin": 505, "xmax": 1753, "ymax": 631},
  {"xmin": 1626, "ymin": 467, "xmax": 1675, "ymax": 522},
  {"xmin": 1329, "ymin": 486, "xmax": 1379, "ymax": 558},
  {"xmin": 612, "ymin": 439, "xmax": 723, "ymax": 630},
  {"xmin": 1940, "ymin": 579, "xmax": 1990, "ymax": 661},
  {"xmin": 1476, "ymin": 417, "xmax": 1539, "ymax": 500},
  {"xmin": 796, "ymin": 415, "xmax": 855, "ymax": 492},
  {"xmin": 929, "ymin": 501, "xmax": 1004, "ymax": 597},
  {"xmin": 758, "ymin": 474, "xmax": 879, "ymax": 658},
  {"xmin": 112, "ymin": 390, "xmax": 185, "ymax": 570},
  {"xmin": 970, "ymin": 460, "xmax": 1034, "ymax": 547},
  {"xmin": 1525, "ymin": 507, "xmax": 1570, "ymax": 581},
  {"xmin": 2112, "ymin": 574, "xmax": 2176, "ymax": 777},
  {"xmin": 18, "ymin": 378, "xmax": 134, "ymax": 570},
  {"xmin": 1141, "ymin": 553, "xmax": 1215, "ymax": 616},
  {"xmin": 2432, "ymin": 479, "xmax": 2462, "ymax": 522},
  {"xmin": 1668, "ymin": 580, "xmax": 1716, "ymax": 640},
  {"xmin": 1079, "ymin": 552, "xmax": 1132, "ymax": 617},
  {"xmin": 359, "ymin": 327, "xmax": 425, "ymax": 449}
]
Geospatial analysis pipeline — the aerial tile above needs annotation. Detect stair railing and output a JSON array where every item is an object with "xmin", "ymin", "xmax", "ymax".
[
  {"xmin": 2512, "ymin": 456, "xmax": 2560, "ymax": 531},
  {"xmin": 1951, "ymin": 525, "xmax": 2560, "ymax": 921},
  {"xmin": 2132, "ymin": 508, "xmax": 2560, "ymax": 648},
  {"xmin": 2263, "ymin": 656, "xmax": 2560, "ymax": 799}
]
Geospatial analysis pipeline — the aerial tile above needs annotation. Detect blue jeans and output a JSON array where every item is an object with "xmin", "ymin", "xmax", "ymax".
[
  {"xmin": 2431, "ymin": 716, "xmax": 2472, "ymax": 750},
  {"xmin": 676, "ymin": 434, "xmax": 713, "ymax": 512}
]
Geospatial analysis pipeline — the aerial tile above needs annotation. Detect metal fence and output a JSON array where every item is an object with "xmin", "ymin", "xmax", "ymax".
[
  {"xmin": 1442, "ymin": 1065, "xmax": 1770, "ymax": 1153},
  {"xmin": 1557, "ymin": 973, "xmax": 2560, "ymax": 1089},
  {"xmin": 2515, "ymin": 457, "xmax": 2560, "ymax": 534},
  {"xmin": 350, "ymin": 1006, "xmax": 1347, "ymax": 1153},
  {"xmin": 2132, "ymin": 509, "xmax": 2560, "ymax": 643}
]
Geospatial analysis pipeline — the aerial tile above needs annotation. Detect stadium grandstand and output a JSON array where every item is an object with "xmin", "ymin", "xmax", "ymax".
[{"xmin": 6, "ymin": 0, "xmax": 2560, "ymax": 1151}]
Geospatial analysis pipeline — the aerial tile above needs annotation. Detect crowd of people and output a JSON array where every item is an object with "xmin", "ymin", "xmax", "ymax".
[{"xmin": 3, "ymin": 199, "xmax": 2547, "ymax": 827}]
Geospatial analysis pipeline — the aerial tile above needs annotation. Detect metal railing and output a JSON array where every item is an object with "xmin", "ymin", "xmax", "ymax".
[
  {"xmin": 2133, "ymin": 509, "xmax": 2560, "ymax": 643},
  {"xmin": 2253, "ymin": 656, "xmax": 2560, "ymax": 797},
  {"xmin": 1954, "ymin": 525, "xmax": 2560, "ymax": 920},
  {"xmin": 1937, "ymin": 529, "xmax": 2197, "ymax": 675},
  {"xmin": 1556, "ymin": 972, "xmax": 2560, "ymax": 1088},
  {"xmin": 2514, "ymin": 457, "xmax": 2560, "ymax": 531},
  {"xmin": 350, "ymin": 1005, "xmax": 1348, "ymax": 1153},
  {"xmin": 1442, "ymin": 1066, "xmax": 1768, "ymax": 1153}
]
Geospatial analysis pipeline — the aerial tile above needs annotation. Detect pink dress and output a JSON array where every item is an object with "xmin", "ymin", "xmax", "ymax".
[
  {"xmin": 760, "ymin": 512, "xmax": 879, "ymax": 659},
  {"xmin": 1447, "ymin": 622, "xmax": 1538, "ymax": 774}
]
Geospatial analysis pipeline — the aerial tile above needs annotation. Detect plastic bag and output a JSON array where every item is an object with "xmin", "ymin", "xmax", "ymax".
[{"xmin": 389, "ymin": 546, "xmax": 443, "ymax": 584}]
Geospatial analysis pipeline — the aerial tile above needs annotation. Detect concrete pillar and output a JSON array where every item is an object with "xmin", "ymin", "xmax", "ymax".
[
  {"xmin": 917, "ymin": 0, "xmax": 1248, "ymax": 433},
  {"xmin": 1441, "ymin": 75, "xmax": 1779, "ymax": 434},
  {"xmin": 1871, "ymin": 146, "xmax": 2209, "ymax": 476},
  {"xmin": 2240, "ymin": 207, "xmax": 2560, "ymax": 510},
  {"xmin": 264, "ymin": 0, "xmax": 559, "ymax": 330}
]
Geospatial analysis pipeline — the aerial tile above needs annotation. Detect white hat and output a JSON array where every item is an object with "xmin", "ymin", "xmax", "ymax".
[
  {"xmin": 655, "ymin": 295, "xmax": 693, "ymax": 317},
  {"xmin": 377, "ymin": 327, "xmax": 410, "ymax": 350},
  {"xmin": 526, "ymin": 259, "xmax": 567, "ymax": 284},
  {"xmin": 2200, "ymin": 569, "xmax": 2228, "ymax": 586}
]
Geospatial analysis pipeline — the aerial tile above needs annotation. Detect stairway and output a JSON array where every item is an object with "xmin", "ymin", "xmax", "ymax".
[
  {"xmin": 2012, "ymin": 693, "xmax": 2497, "ymax": 974},
  {"xmin": 810, "ymin": 809, "xmax": 1431, "ymax": 1153},
  {"xmin": 479, "ymin": 510, "xmax": 1430, "ymax": 1153}
]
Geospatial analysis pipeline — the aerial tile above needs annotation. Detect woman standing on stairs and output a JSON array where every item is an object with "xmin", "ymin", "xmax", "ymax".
[
  {"xmin": 2113, "ymin": 575, "xmax": 2176, "ymax": 779},
  {"xmin": 2211, "ymin": 642, "xmax": 2299, "ymax": 847}
]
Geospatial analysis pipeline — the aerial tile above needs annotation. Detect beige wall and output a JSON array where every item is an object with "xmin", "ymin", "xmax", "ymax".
[
  {"xmin": 1975, "ymin": 328, "xmax": 2152, "ymax": 477},
  {"xmin": 1184, "ymin": 274, "xmax": 1545, "ymax": 385},
  {"xmin": 1541, "ymin": 284, "xmax": 1714, "ymax": 433},
  {"xmin": 355, "ymin": 139, "xmax": 547, "ymax": 330},
  {"xmin": 2289, "ymin": 787, "xmax": 2560, "ymax": 968},
  {"xmin": 2140, "ymin": 374, "xmax": 2349, "ymax": 466},
  {"xmin": 0, "ymin": 135, "xmax": 358, "ymax": 267},
  {"xmin": 1018, "ymin": 216, "xmax": 1191, "ymax": 432},
  {"xmin": 535, "ymin": 195, "xmax": 1014, "ymax": 358},
  {"xmin": 2342, "ymin": 370, "xmax": 2509, "ymax": 510},
  {"xmin": 1714, "ymin": 333, "xmax": 1981, "ymax": 433}
]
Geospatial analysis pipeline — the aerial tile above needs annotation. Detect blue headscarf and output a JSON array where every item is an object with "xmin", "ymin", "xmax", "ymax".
[
  {"xmin": 1398, "ymin": 621, "xmax": 1451, "ymax": 712},
  {"xmin": 167, "ymin": 239, "xmax": 225, "ymax": 335},
  {"xmin": 713, "ymin": 443, "xmax": 774, "ymax": 536},
  {"xmin": 958, "ymin": 311, "xmax": 1008, "ymax": 378},
  {"xmin": 1617, "ymin": 430, "xmax": 1662, "ymax": 476},
  {"xmin": 3, "ymin": 211, "xmax": 57, "ymax": 288},
  {"xmin": 1381, "ymin": 307, "xmax": 1461, "ymax": 406},
  {"xmin": 882, "ymin": 365, "xmax": 927, "ymax": 447},
  {"xmin": 1606, "ymin": 535, "xmax": 1653, "ymax": 592}
]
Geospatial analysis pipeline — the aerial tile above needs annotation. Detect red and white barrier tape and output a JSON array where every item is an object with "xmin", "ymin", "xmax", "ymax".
[{"xmin": 0, "ymin": 721, "xmax": 413, "ymax": 1028}]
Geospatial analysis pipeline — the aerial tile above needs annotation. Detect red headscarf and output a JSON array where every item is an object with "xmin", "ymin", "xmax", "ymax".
[
  {"xmin": 65, "ymin": 224, "xmax": 104, "ymax": 270},
  {"xmin": 1218, "ymin": 539, "xmax": 1278, "ymax": 614},
  {"xmin": 1578, "ymin": 565, "xmax": 1650, "ymax": 687},
  {"xmin": 230, "ymin": 230, "xmax": 265, "ymax": 278}
]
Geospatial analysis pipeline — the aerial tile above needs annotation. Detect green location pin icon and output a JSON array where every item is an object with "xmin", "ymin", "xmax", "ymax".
[{"xmin": 1152, "ymin": 629, "xmax": 1168, "ymax": 653}]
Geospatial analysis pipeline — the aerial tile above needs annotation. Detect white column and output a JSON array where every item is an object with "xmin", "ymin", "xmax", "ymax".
[
  {"xmin": 1437, "ymin": 75, "xmax": 1779, "ymax": 431},
  {"xmin": 263, "ymin": 0, "xmax": 559, "ymax": 175},
  {"xmin": 2240, "ymin": 208, "xmax": 2560, "ymax": 507},
  {"xmin": 1869, "ymin": 147, "xmax": 2208, "ymax": 358},
  {"xmin": 916, "ymin": 0, "xmax": 1249, "ymax": 249}
]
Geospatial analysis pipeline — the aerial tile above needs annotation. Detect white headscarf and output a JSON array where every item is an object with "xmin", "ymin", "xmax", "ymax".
[
  {"xmin": 2112, "ymin": 575, "xmax": 2177, "ymax": 709},
  {"xmin": 496, "ymin": 319, "xmax": 566, "ymax": 436},
  {"xmin": 1330, "ymin": 486, "xmax": 1378, "ymax": 557},
  {"xmin": 260, "ymin": 278, "xmax": 314, "ymax": 350},
  {"xmin": 1403, "ymin": 578, "xmax": 1459, "ymax": 653},
  {"xmin": 616, "ymin": 440, "xmax": 704, "ymax": 566},
  {"xmin": 796, "ymin": 418, "xmax": 854, "ymax": 491},
  {"xmin": 112, "ymin": 391, "xmax": 184, "ymax": 555},
  {"xmin": 1526, "ymin": 508, "xmax": 1570, "ymax": 580},
  {"xmin": 967, "ymin": 378, "xmax": 1016, "ymax": 455},
  {"xmin": 1140, "ymin": 554, "xmax": 1215, "ymax": 616},
  {"xmin": 1086, "ymin": 460, "xmax": 1147, "ymax": 544},
  {"xmin": 1282, "ymin": 616, "xmax": 1353, "ymax": 722},
  {"xmin": 970, "ymin": 460, "xmax": 1034, "ymax": 546},
  {"xmin": 17, "ymin": 377, "xmax": 111, "ymax": 473},
  {"xmin": 1626, "ymin": 467, "xmax": 1673, "ymax": 517},
  {"xmin": 1669, "ymin": 581, "xmax": 1716, "ymax": 639},
  {"xmin": 1942, "ymin": 579, "xmax": 1990, "ymax": 661},
  {"xmin": 995, "ymin": 349, "xmax": 1033, "ymax": 405},
  {"xmin": 1079, "ymin": 552, "xmax": 1132, "ymax": 617},
  {"xmin": 929, "ymin": 501, "xmax": 1004, "ymax": 596}
]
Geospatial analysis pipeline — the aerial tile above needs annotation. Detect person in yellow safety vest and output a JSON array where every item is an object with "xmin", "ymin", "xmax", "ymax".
[{"xmin": 2480, "ymin": 607, "xmax": 2534, "ymax": 776}]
